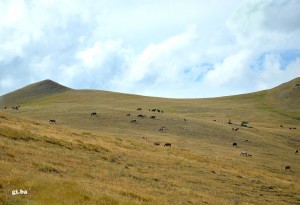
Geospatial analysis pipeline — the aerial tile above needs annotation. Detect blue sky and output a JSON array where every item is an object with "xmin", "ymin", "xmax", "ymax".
[{"xmin": 0, "ymin": 0, "xmax": 299, "ymax": 98}]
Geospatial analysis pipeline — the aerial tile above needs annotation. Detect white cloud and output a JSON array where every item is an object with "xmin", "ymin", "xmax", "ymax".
[
  {"xmin": 0, "ymin": 0, "xmax": 299, "ymax": 98},
  {"xmin": 203, "ymin": 50, "xmax": 254, "ymax": 88}
]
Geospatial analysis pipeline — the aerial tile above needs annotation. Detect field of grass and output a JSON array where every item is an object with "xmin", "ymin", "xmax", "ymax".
[{"xmin": 0, "ymin": 78, "xmax": 299, "ymax": 204}]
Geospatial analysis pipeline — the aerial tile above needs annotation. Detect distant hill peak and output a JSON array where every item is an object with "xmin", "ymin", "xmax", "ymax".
[
  {"xmin": 31, "ymin": 79, "xmax": 70, "ymax": 90},
  {"xmin": 0, "ymin": 79, "xmax": 71, "ymax": 105}
]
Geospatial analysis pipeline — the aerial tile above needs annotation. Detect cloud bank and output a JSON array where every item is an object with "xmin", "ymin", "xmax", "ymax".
[{"xmin": 0, "ymin": 0, "xmax": 299, "ymax": 98}]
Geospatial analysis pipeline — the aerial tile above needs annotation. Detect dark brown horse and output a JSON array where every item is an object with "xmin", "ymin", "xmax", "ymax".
[
  {"xmin": 154, "ymin": 142, "xmax": 160, "ymax": 146},
  {"xmin": 284, "ymin": 165, "xmax": 291, "ymax": 171},
  {"xmin": 91, "ymin": 112, "xmax": 97, "ymax": 116},
  {"xmin": 150, "ymin": 116, "xmax": 156, "ymax": 119},
  {"xmin": 232, "ymin": 142, "xmax": 237, "ymax": 147},
  {"xmin": 164, "ymin": 143, "xmax": 171, "ymax": 147}
]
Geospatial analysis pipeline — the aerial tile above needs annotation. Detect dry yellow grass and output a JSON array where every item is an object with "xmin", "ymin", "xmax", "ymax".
[{"xmin": 0, "ymin": 78, "xmax": 299, "ymax": 204}]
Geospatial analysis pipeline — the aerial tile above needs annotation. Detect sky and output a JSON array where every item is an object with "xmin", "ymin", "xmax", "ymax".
[{"xmin": 0, "ymin": 0, "xmax": 299, "ymax": 98}]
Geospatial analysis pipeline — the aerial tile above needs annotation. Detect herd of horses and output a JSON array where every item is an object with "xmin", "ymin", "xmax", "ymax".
[
  {"xmin": 2, "ymin": 105, "xmax": 297, "ymax": 172},
  {"xmin": 137, "ymin": 107, "xmax": 163, "ymax": 113},
  {"xmin": 142, "ymin": 136, "xmax": 171, "ymax": 147},
  {"xmin": 3, "ymin": 105, "xmax": 20, "ymax": 110}
]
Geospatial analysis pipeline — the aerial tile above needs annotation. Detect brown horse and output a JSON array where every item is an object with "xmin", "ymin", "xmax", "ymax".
[
  {"xmin": 154, "ymin": 142, "xmax": 160, "ymax": 146},
  {"xmin": 131, "ymin": 119, "xmax": 137, "ymax": 123},
  {"xmin": 91, "ymin": 112, "xmax": 97, "ymax": 116},
  {"xmin": 49, "ymin": 120, "xmax": 56, "ymax": 124},
  {"xmin": 232, "ymin": 142, "xmax": 237, "ymax": 147},
  {"xmin": 284, "ymin": 166, "xmax": 291, "ymax": 171},
  {"xmin": 164, "ymin": 143, "xmax": 171, "ymax": 147},
  {"xmin": 150, "ymin": 116, "xmax": 156, "ymax": 119}
]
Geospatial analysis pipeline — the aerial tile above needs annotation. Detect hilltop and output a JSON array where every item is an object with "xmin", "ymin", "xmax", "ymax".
[
  {"xmin": 0, "ymin": 79, "xmax": 71, "ymax": 106},
  {"xmin": 266, "ymin": 77, "xmax": 300, "ymax": 118}
]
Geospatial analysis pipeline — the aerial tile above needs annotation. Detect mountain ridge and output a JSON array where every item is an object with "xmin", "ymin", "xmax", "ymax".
[{"xmin": 0, "ymin": 77, "xmax": 299, "ymax": 110}]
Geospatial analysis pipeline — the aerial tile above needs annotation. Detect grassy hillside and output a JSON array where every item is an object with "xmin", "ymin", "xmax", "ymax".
[{"xmin": 0, "ymin": 78, "xmax": 299, "ymax": 204}]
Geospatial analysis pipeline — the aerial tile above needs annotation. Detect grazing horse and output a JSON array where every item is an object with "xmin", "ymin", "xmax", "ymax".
[
  {"xmin": 131, "ymin": 119, "xmax": 137, "ymax": 123},
  {"xmin": 154, "ymin": 142, "xmax": 160, "ymax": 146},
  {"xmin": 240, "ymin": 151, "xmax": 248, "ymax": 157},
  {"xmin": 280, "ymin": 125, "xmax": 283, "ymax": 128},
  {"xmin": 150, "ymin": 116, "xmax": 156, "ymax": 119},
  {"xmin": 295, "ymin": 150, "xmax": 298, "ymax": 154},
  {"xmin": 157, "ymin": 109, "xmax": 160, "ymax": 113},
  {"xmin": 91, "ymin": 112, "xmax": 97, "ymax": 116},
  {"xmin": 151, "ymin": 109, "xmax": 156, "ymax": 112},
  {"xmin": 137, "ymin": 108, "xmax": 142, "ymax": 111},
  {"xmin": 126, "ymin": 113, "xmax": 131, "ymax": 117},
  {"xmin": 49, "ymin": 120, "xmax": 56, "ymax": 124},
  {"xmin": 232, "ymin": 142, "xmax": 237, "ymax": 147},
  {"xmin": 164, "ymin": 143, "xmax": 171, "ymax": 147},
  {"xmin": 11, "ymin": 106, "xmax": 18, "ymax": 110},
  {"xmin": 284, "ymin": 166, "xmax": 291, "ymax": 171},
  {"xmin": 232, "ymin": 128, "xmax": 239, "ymax": 131},
  {"xmin": 137, "ymin": 114, "xmax": 146, "ymax": 118}
]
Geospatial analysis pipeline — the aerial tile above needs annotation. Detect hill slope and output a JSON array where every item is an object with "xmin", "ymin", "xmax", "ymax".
[{"xmin": 0, "ymin": 77, "xmax": 299, "ymax": 204}]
